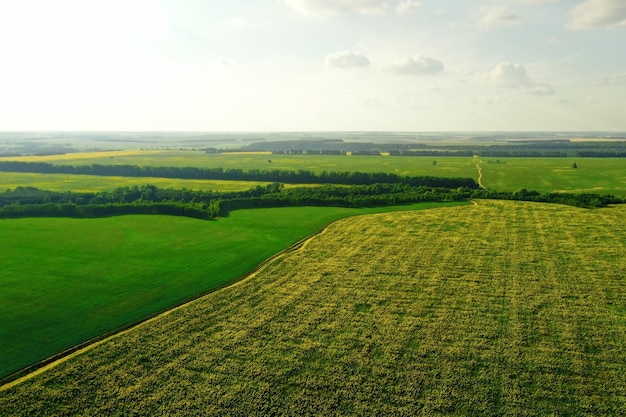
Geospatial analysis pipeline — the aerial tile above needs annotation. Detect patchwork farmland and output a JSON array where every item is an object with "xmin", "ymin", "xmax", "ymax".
[
  {"xmin": 1, "ymin": 201, "xmax": 625, "ymax": 415},
  {"xmin": 2, "ymin": 134, "xmax": 626, "ymax": 415}
]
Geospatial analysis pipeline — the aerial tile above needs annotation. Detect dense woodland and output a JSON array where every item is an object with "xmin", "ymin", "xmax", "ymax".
[{"xmin": 1, "ymin": 164, "xmax": 623, "ymax": 220}]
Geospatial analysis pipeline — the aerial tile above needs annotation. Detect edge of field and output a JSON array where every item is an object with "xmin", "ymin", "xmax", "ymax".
[
  {"xmin": 0, "ymin": 225, "xmax": 318, "ymax": 391},
  {"xmin": 0, "ymin": 202, "xmax": 464, "ymax": 391}
]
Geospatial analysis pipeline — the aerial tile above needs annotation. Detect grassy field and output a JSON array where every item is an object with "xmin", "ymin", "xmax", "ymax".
[
  {"xmin": 4, "ymin": 150, "xmax": 626, "ymax": 196},
  {"xmin": 0, "ymin": 202, "xmax": 460, "ymax": 380},
  {"xmin": 1, "ymin": 150, "xmax": 478, "ymax": 178},
  {"xmin": 478, "ymin": 158, "xmax": 626, "ymax": 196},
  {"xmin": 1, "ymin": 200, "xmax": 624, "ymax": 415},
  {"xmin": 0, "ymin": 172, "xmax": 276, "ymax": 193}
]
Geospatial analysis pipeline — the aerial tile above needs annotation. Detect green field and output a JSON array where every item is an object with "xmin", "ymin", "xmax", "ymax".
[
  {"xmin": 1, "ymin": 150, "xmax": 478, "ymax": 178},
  {"xmin": 4, "ymin": 151, "xmax": 626, "ymax": 196},
  {"xmin": 0, "ymin": 172, "xmax": 276, "ymax": 193},
  {"xmin": 478, "ymin": 158, "xmax": 626, "ymax": 196},
  {"xmin": 0, "ymin": 202, "xmax": 461, "ymax": 380},
  {"xmin": 1, "ymin": 201, "xmax": 624, "ymax": 415}
]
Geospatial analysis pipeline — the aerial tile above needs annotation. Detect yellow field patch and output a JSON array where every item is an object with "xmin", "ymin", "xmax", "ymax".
[
  {"xmin": 0, "ymin": 172, "xmax": 278, "ymax": 193},
  {"xmin": 0, "ymin": 150, "xmax": 162, "ymax": 162}
]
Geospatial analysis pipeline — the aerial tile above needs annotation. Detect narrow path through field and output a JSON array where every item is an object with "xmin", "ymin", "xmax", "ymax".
[
  {"xmin": 476, "ymin": 162, "xmax": 487, "ymax": 189},
  {"xmin": 0, "ymin": 222, "xmax": 333, "ymax": 392}
]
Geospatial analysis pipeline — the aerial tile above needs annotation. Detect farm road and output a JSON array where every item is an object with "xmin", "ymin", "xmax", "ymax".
[{"xmin": 476, "ymin": 162, "xmax": 486, "ymax": 189}]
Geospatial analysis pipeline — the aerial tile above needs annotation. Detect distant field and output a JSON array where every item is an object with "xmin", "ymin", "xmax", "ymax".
[
  {"xmin": 0, "ymin": 172, "xmax": 276, "ymax": 193},
  {"xmin": 0, "ymin": 150, "xmax": 478, "ymax": 178},
  {"xmin": 1, "ymin": 200, "xmax": 624, "ymax": 415},
  {"xmin": 0, "ymin": 202, "xmax": 461, "ymax": 380},
  {"xmin": 4, "ymin": 151, "xmax": 626, "ymax": 196},
  {"xmin": 478, "ymin": 158, "xmax": 626, "ymax": 196}
]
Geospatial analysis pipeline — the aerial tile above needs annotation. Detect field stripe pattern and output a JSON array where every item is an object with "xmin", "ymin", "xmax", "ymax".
[{"xmin": 1, "ymin": 201, "xmax": 625, "ymax": 416}]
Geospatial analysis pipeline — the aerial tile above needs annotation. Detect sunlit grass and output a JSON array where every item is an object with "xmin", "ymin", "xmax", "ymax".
[
  {"xmin": 4, "ymin": 150, "xmax": 626, "ymax": 196},
  {"xmin": 0, "ymin": 150, "xmax": 479, "ymax": 178},
  {"xmin": 478, "ymin": 157, "xmax": 626, "ymax": 196},
  {"xmin": 0, "ymin": 149, "xmax": 162, "ymax": 162},
  {"xmin": 0, "ymin": 172, "xmax": 277, "ymax": 193}
]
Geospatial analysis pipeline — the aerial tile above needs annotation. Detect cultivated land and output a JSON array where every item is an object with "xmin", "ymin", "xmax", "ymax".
[
  {"xmin": 1, "ymin": 150, "xmax": 479, "ymax": 178},
  {"xmin": 2, "ymin": 135, "xmax": 626, "ymax": 414},
  {"xmin": 0, "ymin": 172, "xmax": 275, "ymax": 193},
  {"xmin": 0, "ymin": 202, "xmax": 461, "ymax": 380},
  {"xmin": 1, "ymin": 201, "xmax": 624, "ymax": 415},
  {"xmin": 476, "ymin": 157, "xmax": 626, "ymax": 196},
  {"xmin": 4, "ymin": 150, "xmax": 626, "ymax": 196}
]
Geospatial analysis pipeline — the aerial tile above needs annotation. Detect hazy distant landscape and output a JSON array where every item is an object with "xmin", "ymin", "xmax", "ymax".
[{"xmin": 2, "ymin": 130, "xmax": 626, "ymax": 155}]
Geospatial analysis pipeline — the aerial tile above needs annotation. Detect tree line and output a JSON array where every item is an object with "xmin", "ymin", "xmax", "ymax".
[
  {"xmin": 0, "ymin": 183, "xmax": 469, "ymax": 220},
  {"xmin": 0, "ymin": 161, "xmax": 477, "ymax": 188},
  {"xmin": 1, "ymin": 182, "xmax": 623, "ymax": 221},
  {"xmin": 240, "ymin": 137, "xmax": 626, "ymax": 157}
]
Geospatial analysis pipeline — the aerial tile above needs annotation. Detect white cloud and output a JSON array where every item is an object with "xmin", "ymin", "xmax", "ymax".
[
  {"xmin": 477, "ymin": 6, "xmax": 521, "ymax": 29},
  {"xmin": 567, "ymin": 0, "xmax": 626, "ymax": 29},
  {"xmin": 395, "ymin": 1, "xmax": 420, "ymax": 16},
  {"xmin": 490, "ymin": 62, "xmax": 532, "ymax": 87},
  {"xmin": 390, "ymin": 55, "xmax": 443, "ymax": 75},
  {"xmin": 489, "ymin": 62, "xmax": 556, "ymax": 95},
  {"xmin": 285, "ymin": 0, "xmax": 388, "ymax": 17},
  {"xmin": 325, "ymin": 51, "xmax": 370, "ymax": 68}
]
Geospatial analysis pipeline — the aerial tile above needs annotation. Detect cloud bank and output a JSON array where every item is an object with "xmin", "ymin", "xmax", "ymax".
[
  {"xmin": 477, "ymin": 6, "xmax": 521, "ymax": 29},
  {"xmin": 567, "ymin": 0, "xmax": 626, "ymax": 29},
  {"xmin": 395, "ymin": 1, "xmax": 421, "ymax": 16},
  {"xmin": 390, "ymin": 55, "xmax": 443, "ymax": 75},
  {"xmin": 490, "ymin": 62, "xmax": 532, "ymax": 87},
  {"xmin": 489, "ymin": 62, "xmax": 555, "ymax": 95},
  {"xmin": 325, "ymin": 51, "xmax": 370, "ymax": 68}
]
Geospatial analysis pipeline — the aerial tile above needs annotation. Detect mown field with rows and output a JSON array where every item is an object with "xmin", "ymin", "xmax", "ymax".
[{"xmin": 2, "ymin": 200, "xmax": 625, "ymax": 416}]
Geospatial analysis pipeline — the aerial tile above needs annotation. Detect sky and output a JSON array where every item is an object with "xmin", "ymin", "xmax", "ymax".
[{"xmin": 0, "ymin": 0, "xmax": 625, "ymax": 132}]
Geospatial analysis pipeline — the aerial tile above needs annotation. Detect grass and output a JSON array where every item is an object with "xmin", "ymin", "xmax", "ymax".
[
  {"xmin": 1, "ymin": 200, "xmax": 625, "ymax": 415},
  {"xmin": 0, "ymin": 172, "xmax": 278, "ymax": 193},
  {"xmin": 478, "ymin": 157, "xmax": 626, "ymax": 197},
  {"xmin": 1, "ymin": 150, "xmax": 479, "ymax": 178},
  {"xmin": 0, "ymin": 202, "xmax": 462, "ymax": 380},
  {"xmin": 4, "ymin": 151, "xmax": 626, "ymax": 196}
]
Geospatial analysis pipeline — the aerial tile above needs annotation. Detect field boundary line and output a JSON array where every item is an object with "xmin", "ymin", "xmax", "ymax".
[
  {"xmin": 0, "ymin": 219, "xmax": 338, "ymax": 392},
  {"xmin": 0, "ymin": 203, "xmax": 469, "ymax": 391}
]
